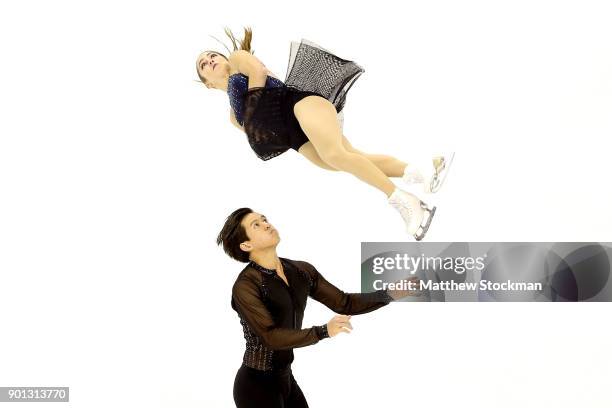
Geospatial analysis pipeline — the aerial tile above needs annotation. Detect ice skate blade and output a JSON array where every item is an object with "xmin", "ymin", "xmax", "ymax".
[
  {"xmin": 428, "ymin": 152, "xmax": 455, "ymax": 193},
  {"xmin": 413, "ymin": 205, "xmax": 436, "ymax": 241}
]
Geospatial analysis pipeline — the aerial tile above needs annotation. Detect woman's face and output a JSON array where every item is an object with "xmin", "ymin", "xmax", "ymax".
[{"xmin": 196, "ymin": 51, "xmax": 230, "ymax": 89}]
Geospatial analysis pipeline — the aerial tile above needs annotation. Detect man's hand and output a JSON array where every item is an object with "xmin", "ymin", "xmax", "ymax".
[
  {"xmin": 388, "ymin": 276, "xmax": 424, "ymax": 300},
  {"xmin": 327, "ymin": 315, "xmax": 353, "ymax": 337}
]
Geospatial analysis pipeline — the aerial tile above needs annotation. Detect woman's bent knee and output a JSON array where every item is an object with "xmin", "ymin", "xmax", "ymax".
[{"xmin": 319, "ymin": 148, "xmax": 349, "ymax": 166}]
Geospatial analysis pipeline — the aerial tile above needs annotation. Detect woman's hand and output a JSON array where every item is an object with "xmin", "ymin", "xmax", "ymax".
[{"xmin": 327, "ymin": 314, "xmax": 353, "ymax": 337}]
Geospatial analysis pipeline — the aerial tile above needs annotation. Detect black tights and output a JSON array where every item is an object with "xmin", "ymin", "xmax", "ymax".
[{"xmin": 233, "ymin": 364, "xmax": 309, "ymax": 408}]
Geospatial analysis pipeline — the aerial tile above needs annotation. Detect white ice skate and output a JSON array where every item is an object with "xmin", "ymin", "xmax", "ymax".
[
  {"xmin": 388, "ymin": 188, "xmax": 436, "ymax": 241},
  {"xmin": 402, "ymin": 152, "xmax": 455, "ymax": 194}
]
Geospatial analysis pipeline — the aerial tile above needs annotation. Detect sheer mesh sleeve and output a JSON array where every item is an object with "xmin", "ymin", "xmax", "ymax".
[
  {"xmin": 296, "ymin": 261, "xmax": 394, "ymax": 314},
  {"xmin": 232, "ymin": 276, "xmax": 324, "ymax": 350}
]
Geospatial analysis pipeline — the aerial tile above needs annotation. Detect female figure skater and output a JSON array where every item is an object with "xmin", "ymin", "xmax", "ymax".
[
  {"xmin": 198, "ymin": 28, "xmax": 454, "ymax": 240},
  {"xmin": 217, "ymin": 208, "xmax": 419, "ymax": 408}
]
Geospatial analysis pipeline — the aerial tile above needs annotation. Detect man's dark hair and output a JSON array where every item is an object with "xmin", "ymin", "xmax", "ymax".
[{"xmin": 216, "ymin": 207, "xmax": 253, "ymax": 263}]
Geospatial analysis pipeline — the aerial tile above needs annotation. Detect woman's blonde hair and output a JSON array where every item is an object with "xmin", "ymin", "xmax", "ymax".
[{"xmin": 198, "ymin": 27, "xmax": 253, "ymax": 85}]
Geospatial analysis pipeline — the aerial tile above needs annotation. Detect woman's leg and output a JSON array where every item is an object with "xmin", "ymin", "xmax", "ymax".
[
  {"xmin": 340, "ymin": 136, "xmax": 408, "ymax": 177},
  {"xmin": 293, "ymin": 95, "xmax": 396, "ymax": 197},
  {"xmin": 299, "ymin": 138, "xmax": 408, "ymax": 177},
  {"xmin": 297, "ymin": 141, "xmax": 338, "ymax": 171}
]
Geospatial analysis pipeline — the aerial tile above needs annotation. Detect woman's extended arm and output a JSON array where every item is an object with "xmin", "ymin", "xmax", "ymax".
[{"xmin": 228, "ymin": 50, "xmax": 268, "ymax": 89}]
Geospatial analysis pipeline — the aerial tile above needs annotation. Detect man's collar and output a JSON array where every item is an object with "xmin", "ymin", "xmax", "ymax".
[{"xmin": 249, "ymin": 258, "xmax": 288, "ymax": 275}]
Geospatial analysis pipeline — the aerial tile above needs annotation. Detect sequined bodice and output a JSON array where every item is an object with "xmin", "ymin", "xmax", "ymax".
[{"xmin": 227, "ymin": 73, "xmax": 284, "ymax": 126}]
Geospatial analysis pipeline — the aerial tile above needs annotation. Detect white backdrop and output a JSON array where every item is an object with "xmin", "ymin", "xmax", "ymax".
[{"xmin": 1, "ymin": 0, "xmax": 611, "ymax": 407}]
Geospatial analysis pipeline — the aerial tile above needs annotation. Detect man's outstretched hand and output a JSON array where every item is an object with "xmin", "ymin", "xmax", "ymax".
[{"xmin": 388, "ymin": 276, "xmax": 424, "ymax": 300}]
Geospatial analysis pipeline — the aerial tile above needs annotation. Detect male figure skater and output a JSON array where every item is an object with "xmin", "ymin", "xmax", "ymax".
[{"xmin": 216, "ymin": 207, "xmax": 418, "ymax": 408}]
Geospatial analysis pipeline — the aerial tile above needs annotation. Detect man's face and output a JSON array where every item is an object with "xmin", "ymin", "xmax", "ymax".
[{"xmin": 239, "ymin": 212, "xmax": 280, "ymax": 254}]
